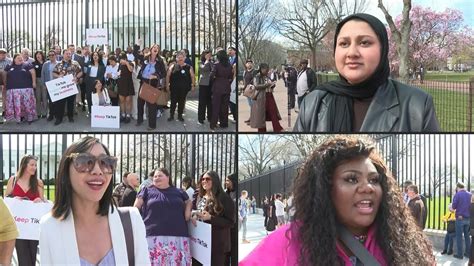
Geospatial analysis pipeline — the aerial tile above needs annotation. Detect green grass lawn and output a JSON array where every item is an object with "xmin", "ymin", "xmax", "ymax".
[
  {"xmin": 426, "ymin": 196, "xmax": 452, "ymax": 230},
  {"xmin": 425, "ymin": 71, "xmax": 474, "ymax": 82},
  {"xmin": 421, "ymin": 87, "xmax": 473, "ymax": 132}
]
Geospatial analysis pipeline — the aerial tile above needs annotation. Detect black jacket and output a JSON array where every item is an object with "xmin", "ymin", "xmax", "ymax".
[
  {"xmin": 205, "ymin": 192, "xmax": 235, "ymax": 255},
  {"xmin": 294, "ymin": 79, "xmax": 440, "ymax": 132}
]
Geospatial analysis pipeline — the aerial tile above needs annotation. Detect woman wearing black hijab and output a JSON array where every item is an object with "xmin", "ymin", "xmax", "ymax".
[{"xmin": 294, "ymin": 13, "xmax": 440, "ymax": 132}]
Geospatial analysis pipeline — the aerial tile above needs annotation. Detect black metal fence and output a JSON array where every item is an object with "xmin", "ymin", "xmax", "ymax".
[
  {"xmin": 239, "ymin": 134, "xmax": 474, "ymax": 230},
  {"xmin": 315, "ymin": 74, "xmax": 474, "ymax": 132},
  {"xmin": 0, "ymin": 0, "xmax": 236, "ymax": 66},
  {"xmin": 1, "ymin": 133, "xmax": 236, "ymax": 199}
]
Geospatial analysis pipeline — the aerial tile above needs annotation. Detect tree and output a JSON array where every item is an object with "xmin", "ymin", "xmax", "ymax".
[
  {"xmin": 276, "ymin": 0, "xmax": 367, "ymax": 70},
  {"xmin": 387, "ymin": 6, "xmax": 474, "ymax": 72},
  {"xmin": 238, "ymin": 0, "xmax": 276, "ymax": 68},
  {"xmin": 238, "ymin": 135, "xmax": 287, "ymax": 180},
  {"xmin": 378, "ymin": 0, "xmax": 412, "ymax": 82},
  {"xmin": 0, "ymin": 30, "xmax": 30, "ymax": 54},
  {"xmin": 251, "ymin": 40, "xmax": 287, "ymax": 71}
]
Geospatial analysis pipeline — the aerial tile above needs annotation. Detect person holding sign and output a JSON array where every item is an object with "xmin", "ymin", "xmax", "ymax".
[
  {"xmin": 39, "ymin": 136, "xmax": 150, "ymax": 265},
  {"xmin": 166, "ymin": 50, "xmax": 195, "ymax": 123},
  {"xmin": 133, "ymin": 168, "xmax": 193, "ymax": 265},
  {"xmin": 193, "ymin": 170, "xmax": 235, "ymax": 266},
  {"xmin": 52, "ymin": 49, "xmax": 82, "ymax": 125},
  {"xmin": 91, "ymin": 80, "xmax": 111, "ymax": 106},
  {"xmin": 4, "ymin": 155, "xmax": 44, "ymax": 266},
  {"xmin": 3, "ymin": 54, "xmax": 37, "ymax": 124}
]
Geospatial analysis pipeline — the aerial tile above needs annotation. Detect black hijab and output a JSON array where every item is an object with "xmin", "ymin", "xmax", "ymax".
[{"xmin": 314, "ymin": 13, "xmax": 390, "ymax": 131}]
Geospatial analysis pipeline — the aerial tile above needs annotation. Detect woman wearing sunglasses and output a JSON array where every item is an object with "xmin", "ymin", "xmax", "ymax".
[
  {"xmin": 39, "ymin": 136, "xmax": 150, "ymax": 265},
  {"xmin": 192, "ymin": 170, "xmax": 235, "ymax": 266},
  {"xmin": 133, "ymin": 168, "xmax": 193, "ymax": 265},
  {"xmin": 5, "ymin": 154, "xmax": 44, "ymax": 266}
]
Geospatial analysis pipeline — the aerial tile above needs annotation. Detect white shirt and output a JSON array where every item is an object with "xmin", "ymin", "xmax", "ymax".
[
  {"xmin": 104, "ymin": 64, "xmax": 119, "ymax": 81},
  {"xmin": 89, "ymin": 66, "xmax": 98, "ymax": 78},
  {"xmin": 296, "ymin": 70, "xmax": 308, "ymax": 97},
  {"xmin": 275, "ymin": 199, "xmax": 285, "ymax": 216},
  {"xmin": 127, "ymin": 53, "xmax": 135, "ymax": 62},
  {"xmin": 185, "ymin": 187, "xmax": 195, "ymax": 202}
]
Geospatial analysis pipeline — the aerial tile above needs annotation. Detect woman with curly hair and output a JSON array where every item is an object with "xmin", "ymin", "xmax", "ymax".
[
  {"xmin": 240, "ymin": 136, "xmax": 435, "ymax": 265},
  {"xmin": 192, "ymin": 170, "xmax": 235, "ymax": 265}
]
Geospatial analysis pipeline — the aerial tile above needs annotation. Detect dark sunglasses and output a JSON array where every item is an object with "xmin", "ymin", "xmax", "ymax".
[
  {"xmin": 68, "ymin": 153, "xmax": 117, "ymax": 174},
  {"xmin": 201, "ymin": 177, "xmax": 212, "ymax": 182}
]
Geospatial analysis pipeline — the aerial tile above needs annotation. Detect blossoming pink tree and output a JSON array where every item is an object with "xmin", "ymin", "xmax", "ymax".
[{"xmin": 388, "ymin": 6, "xmax": 473, "ymax": 75}]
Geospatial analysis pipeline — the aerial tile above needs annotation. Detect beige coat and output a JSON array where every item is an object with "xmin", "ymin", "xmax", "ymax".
[{"xmin": 250, "ymin": 74, "xmax": 281, "ymax": 128}]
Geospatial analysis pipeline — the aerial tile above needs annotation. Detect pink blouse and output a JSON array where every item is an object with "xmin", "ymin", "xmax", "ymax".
[{"xmin": 239, "ymin": 223, "xmax": 388, "ymax": 266}]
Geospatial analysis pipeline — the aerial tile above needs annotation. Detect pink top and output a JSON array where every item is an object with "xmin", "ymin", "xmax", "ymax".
[{"xmin": 239, "ymin": 223, "xmax": 388, "ymax": 266}]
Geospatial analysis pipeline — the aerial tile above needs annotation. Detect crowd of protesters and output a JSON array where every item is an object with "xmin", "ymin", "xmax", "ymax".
[
  {"xmin": 1, "ymin": 137, "xmax": 237, "ymax": 266},
  {"xmin": 0, "ymin": 44, "xmax": 236, "ymax": 130}
]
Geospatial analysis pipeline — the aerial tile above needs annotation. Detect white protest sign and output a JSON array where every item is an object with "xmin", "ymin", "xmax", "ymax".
[
  {"xmin": 45, "ymin": 74, "xmax": 78, "ymax": 102},
  {"xmin": 188, "ymin": 220, "xmax": 212, "ymax": 266},
  {"xmin": 86, "ymin": 28, "xmax": 108, "ymax": 45},
  {"xmin": 3, "ymin": 198, "xmax": 53, "ymax": 241},
  {"xmin": 91, "ymin": 105, "xmax": 120, "ymax": 128}
]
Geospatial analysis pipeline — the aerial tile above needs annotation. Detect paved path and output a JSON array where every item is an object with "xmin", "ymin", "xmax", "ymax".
[
  {"xmin": 238, "ymin": 80, "xmax": 298, "ymax": 132},
  {"xmin": 239, "ymin": 213, "xmax": 470, "ymax": 265},
  {"xmin": 0, "ymin": 99, "xmax": 235, "ymax": 132}
]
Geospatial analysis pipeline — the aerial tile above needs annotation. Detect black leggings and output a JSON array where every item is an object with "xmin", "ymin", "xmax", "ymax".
[{"xmin": 15, "ymin": 239, "xmax": 38, "ymax": 266}]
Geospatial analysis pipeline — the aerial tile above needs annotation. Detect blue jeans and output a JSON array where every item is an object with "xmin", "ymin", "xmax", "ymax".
[
  {"xmin": 455, "ymin": 218, "xmax": 471, "ymax": 257},
  {"xmin": 443, "ymin": 231, "xmax": 455, "ymax": 251}
]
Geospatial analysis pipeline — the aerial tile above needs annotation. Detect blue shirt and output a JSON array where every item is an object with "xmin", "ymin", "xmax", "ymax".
[
  {"xmin": 141, "ymin": 62, "xmax": 156, "ymax": 79},
  {"xmin": 453, "ymin": 189, "xmax": 472, "ymax": 218},
  {"xmin": 239, "ymin": 197, "xmax": 248, "ymax": 218}
]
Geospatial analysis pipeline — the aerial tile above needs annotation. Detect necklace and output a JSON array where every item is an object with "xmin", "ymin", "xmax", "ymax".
[{"xmin": 354, "ymin": 234, "xmax": 368, "ymax": 244}]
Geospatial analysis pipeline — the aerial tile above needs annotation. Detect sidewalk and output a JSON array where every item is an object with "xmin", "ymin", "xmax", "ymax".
[
  {"xmin": 238, "ymin": 80, "xmax": 298, "ymax": 132},
  {"xmin": 239, "ymin": 213, "xmax": 470, "ymax": 265},
  {"xmin": 0, "ymin": 99, "xmax": 235, "ymax": 132}
]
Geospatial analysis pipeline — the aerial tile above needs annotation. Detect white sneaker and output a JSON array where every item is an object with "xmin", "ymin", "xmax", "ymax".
[{"xmin": 157, "ymin": 109, "xmax": 163, "ymax": 118}]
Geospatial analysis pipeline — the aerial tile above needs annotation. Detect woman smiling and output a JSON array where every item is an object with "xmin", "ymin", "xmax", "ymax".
[
  {"xmin": 39, "ymin": 136, "xmax": 150, "ymax": 265},
  {"xmin": 294, "ymin": 13, "xmax": 439, "ymax": 132}
]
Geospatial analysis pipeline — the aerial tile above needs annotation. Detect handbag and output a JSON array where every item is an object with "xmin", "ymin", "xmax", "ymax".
[
  {"xmin": 107, "ymin": 80, "xmax": 118, "ymax": 98},
  {"xmin": 139, "ymin": 82, "xmax": 160, "ymax": 104},
  {"xmin": 266, "ymin": 217, "xmax": 276, "ymax": 232},
  {"xmin": 118, "ymin": 208, "xmax": 135, "ymax": 266},
  {"xmin": 447, "ymin": 220, "xmax": 455, "ymax": 233},
  {"xmin": 156, "ymin": 87, "xmax": 170, "ymax": 106},
  {"xmin": 243, "ymin": 84, "xmax": 258, "ymax": 100}
]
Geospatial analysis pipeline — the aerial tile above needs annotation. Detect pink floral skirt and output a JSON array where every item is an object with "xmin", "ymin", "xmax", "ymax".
[
  {"xmin": 5, "ymin": 88, "xmax": 37, "ymax": 122},
  {"xmin": 147, "ymin": 235, "xmax": 192, "ymax": 266}
]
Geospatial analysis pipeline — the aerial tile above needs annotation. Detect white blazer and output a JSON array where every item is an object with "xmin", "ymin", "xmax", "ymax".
[
  {"xmin": 39, "ymin": 207, "xmax": 150, "ymax": 265},
  {"xmin": 91, "ymin": 89, "xmax": 111, "ymax": 106}
]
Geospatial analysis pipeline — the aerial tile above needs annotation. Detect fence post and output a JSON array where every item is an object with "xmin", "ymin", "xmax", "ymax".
[{"xmin": 469, "ymin": 77, "xmax": 474, "ymax": 132}]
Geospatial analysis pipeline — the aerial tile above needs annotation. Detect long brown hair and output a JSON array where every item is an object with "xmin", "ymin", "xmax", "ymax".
[
  {"xmin": 15, "ymin": 155, "xmax": 39, "ymax": 195},
  {"xmin": 290, "ymin": 135, "xmax": 434, "ymax": 265},
  {"xmin": 198, "ymin": 170, "xmax": 225, "ymax": 216}
]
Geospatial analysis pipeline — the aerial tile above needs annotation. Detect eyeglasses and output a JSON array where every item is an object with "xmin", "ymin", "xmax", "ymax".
[
  {"xmin": 201, "ymin": 177, "xmax": 212, "ymax": 182},
  {"xmin": 48, "ymin": 54, "xmax": 55, "ymax": 57},
  {"xmin": 68, "ymin": 153, "xmax": 117, "ymax": 174}
]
